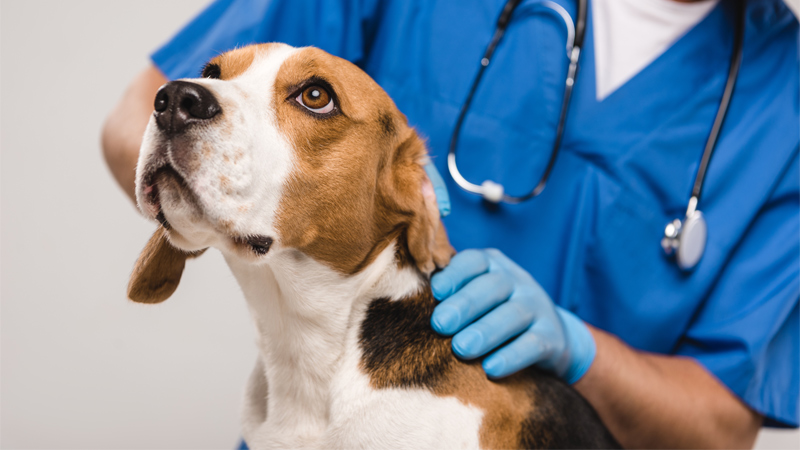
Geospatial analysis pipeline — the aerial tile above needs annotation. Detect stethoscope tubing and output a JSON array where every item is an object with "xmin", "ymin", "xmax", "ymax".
[
  {"xmin": 688, "ymin": 0, "xmax": 746, "ymax": 214},
  {"xmin": 447, "ymin": 0, "xmax": 586, "ymax": 203},
  {"xmin": 448, "ymin": 0, "xmax": 744, "ymax": 210}
]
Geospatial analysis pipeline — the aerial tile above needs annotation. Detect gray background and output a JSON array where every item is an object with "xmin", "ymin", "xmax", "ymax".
[{"xmin": 0, "ymin": 0, "xmax": 798, "ymax": 448}]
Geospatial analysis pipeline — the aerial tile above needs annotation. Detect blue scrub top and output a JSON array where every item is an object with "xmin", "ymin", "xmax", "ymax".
[{"xmin": 152, "ymin": 0, "xmax": 800, "ymax": 427}]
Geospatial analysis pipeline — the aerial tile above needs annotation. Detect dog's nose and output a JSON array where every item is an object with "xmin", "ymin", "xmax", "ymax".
[{"xmin": 154, "ymin": 81, "xmax": 221, "ymax": 136}]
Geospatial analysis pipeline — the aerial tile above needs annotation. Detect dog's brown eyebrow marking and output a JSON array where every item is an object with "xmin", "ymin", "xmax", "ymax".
[
  {"xmin": 358, "ymin": 285, "xmax": 620, "ymax": 449},
  {"xmin": 207, "ymin": 46, "xmax": 257, "ymax": 80}
]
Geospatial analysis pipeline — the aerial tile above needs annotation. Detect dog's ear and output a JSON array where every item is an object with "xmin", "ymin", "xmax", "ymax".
[
  {"xmin": 127, "ymin": 226, "xmax": 205, "ymax": 303},
  {"xmin": 390, "ymin": 134, "xmax": 455, "ymax": 276}
]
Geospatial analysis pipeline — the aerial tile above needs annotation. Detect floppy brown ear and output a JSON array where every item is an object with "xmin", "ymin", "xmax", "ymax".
[
  {"xmin": 127, "ymin": 226, "xmax": 205, "ymax": 303},
  {"xmin": 392, "ymin": 134, "xmax": 455, "ymax": 275}
]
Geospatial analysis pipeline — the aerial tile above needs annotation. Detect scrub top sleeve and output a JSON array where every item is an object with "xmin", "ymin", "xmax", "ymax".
[
  {"xmin": 675, "ymin": 149, "xmax": 800, "ymax": 428},
  {"xmin": 151, "ymin": 0, "xmax": 380, "ymax": 81}
]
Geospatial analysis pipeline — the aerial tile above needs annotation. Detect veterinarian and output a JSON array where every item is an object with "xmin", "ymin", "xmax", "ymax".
[{"xmin": 102, "ymin": 0, "xmax": 799, "ymax": 448}]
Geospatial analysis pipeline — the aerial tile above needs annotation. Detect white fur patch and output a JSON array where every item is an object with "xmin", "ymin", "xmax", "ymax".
[{"xmin": 229, "ymin": 244, "xmax": 481, "ymax": 450}]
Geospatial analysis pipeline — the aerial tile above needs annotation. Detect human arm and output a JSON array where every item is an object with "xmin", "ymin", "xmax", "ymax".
[
  {"xmin": 101, "ymin": 65, "xmax": 167, "ymax": 202},
  {"xmin": 575, "ymin": 325, "xmax": 762, "ymax": 449},
  {"xmin": 431, "ymin": 248, "xmax": 763, "ymax": 449}
]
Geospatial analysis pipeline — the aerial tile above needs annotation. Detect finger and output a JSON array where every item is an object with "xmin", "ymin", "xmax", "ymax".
[
  {"xmin": 430, "ymin": 249, "xmax": 490, "ymax": 300},
  {"xmin": 431, "ymin": 272, "xmax": 514, "ymax": 336},
  {"xmin": 481, "ymin": 331, "xmax": 553, "ymax": 379},
  {"xmin": 450, "ymin": 299, "xmax": 535, "ymax": 359}
]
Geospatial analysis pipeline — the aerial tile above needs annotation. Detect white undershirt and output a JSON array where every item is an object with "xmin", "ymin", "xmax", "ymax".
[{"xmin": 592, "ymin": 0, "xmax": 719, "ymax": 100}]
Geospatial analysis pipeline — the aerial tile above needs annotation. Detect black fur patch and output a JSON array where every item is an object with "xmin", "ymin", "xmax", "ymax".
[
  {"xmin": 358, "ymin": 289, "xmax": 455, "ymax": 388},
  {"xmin": 517, "ymin": 369, "xmax": 621, "ymax": 449}
]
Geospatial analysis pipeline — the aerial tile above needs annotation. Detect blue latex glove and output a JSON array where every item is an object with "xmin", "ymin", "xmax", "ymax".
[
  {"xmin": 430, "ymin": 249, "xmax": 596, "ymax": 383},
  {"xmin": 424, "ymin": 161, "xmax": 451, "ymax": 217}
]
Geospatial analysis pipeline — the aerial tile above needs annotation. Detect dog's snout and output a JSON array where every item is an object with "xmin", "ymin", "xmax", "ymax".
[{"xmin": 154, "ymin": 81, "xmax": 221, "ymax": 136}]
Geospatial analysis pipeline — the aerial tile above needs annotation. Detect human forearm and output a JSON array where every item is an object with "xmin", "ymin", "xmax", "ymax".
[
  {"xmin": 574, "ymin": 326, "xmax": 762, "ymax": 449},
  {"xmin": 102, "ymin": 65, "xmax": 167, "ymax": 202}
]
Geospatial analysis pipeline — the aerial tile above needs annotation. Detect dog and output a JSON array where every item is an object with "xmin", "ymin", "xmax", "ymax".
[{"xmin": 128, "ymin": 43, "xmax": 620, "ymax": 449}]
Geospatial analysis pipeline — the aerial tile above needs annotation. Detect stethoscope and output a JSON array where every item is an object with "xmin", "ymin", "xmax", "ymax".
[{"xmin": 447, "ymin": 0, "xmax": 746, "ymax": 270}]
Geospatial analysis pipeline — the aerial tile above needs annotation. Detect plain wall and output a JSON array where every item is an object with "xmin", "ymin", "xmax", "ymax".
[
  {"xmin": 1, "ymin": 1, "xmax": 255, "ymax": 448},
  {"xmin": 0, "ymin": 1, "xmax": 798, "ymax": 449}
]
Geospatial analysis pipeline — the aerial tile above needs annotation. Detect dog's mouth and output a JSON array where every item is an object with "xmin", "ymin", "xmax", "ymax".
[
  {"xmin": 232, "ymin": 235, "xmax": 274, "ymax": 255},
  {"xmin": 141, "ymin": 163, "xmax": 188, "ymax": 230}
]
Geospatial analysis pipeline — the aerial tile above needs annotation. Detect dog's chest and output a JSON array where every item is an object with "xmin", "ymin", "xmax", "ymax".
[
  {"xmin": 327, "ymin": 349, "xmax": 484, "ymax": 449},
  {"xmin": 232, "ymin": 250, "xmax": 485, "ymax": 449}
]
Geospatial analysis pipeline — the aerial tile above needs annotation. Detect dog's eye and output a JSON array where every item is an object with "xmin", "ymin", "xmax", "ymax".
[
  {"xmin": 296, "ymin": 85, "xmax": 334, "ymax": 114},
  {"xmin": 202, "ymin": 63, "xmax": 221, "ymax": 79}
]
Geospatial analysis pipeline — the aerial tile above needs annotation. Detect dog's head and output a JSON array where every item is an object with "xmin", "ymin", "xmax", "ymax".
[{"xmin": 128, "ymin": 44, "xmax": 453, "ymax": 303}]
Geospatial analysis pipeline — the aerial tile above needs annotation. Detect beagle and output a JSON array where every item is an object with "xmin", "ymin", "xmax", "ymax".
[{"xmin": 128, "ymin": 43, "xmax": 619, "ymax": 449}]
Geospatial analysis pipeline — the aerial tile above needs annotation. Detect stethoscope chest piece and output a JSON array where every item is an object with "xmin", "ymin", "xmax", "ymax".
[{"xmin": 662, "ymin": 201, "xmax": 707, "ymax": 271}]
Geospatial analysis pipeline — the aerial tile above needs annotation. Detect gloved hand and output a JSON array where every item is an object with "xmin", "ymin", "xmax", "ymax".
[{"xmin": 430, "ymin": 249, "xmax": 595, "ymax": 383}]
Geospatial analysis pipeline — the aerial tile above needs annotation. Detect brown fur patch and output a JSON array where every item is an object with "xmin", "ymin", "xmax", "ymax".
[
  {"xmin": 207, "ymin": 47, "xmax": 257, "ymax": 80},
  {"xmin": 270, "ymin": 47, "xmax": 453, "ymax": 275}
]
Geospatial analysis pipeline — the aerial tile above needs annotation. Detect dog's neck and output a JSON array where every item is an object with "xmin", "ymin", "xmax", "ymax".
[{"xmin": 224, "ymin": 241, "xmax": 424, "ymax": 437}]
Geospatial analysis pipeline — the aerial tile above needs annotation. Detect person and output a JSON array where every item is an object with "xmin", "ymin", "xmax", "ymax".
[{"xmin": 102, "ymin": 0, "xmax": 799, "ymax": 448}]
